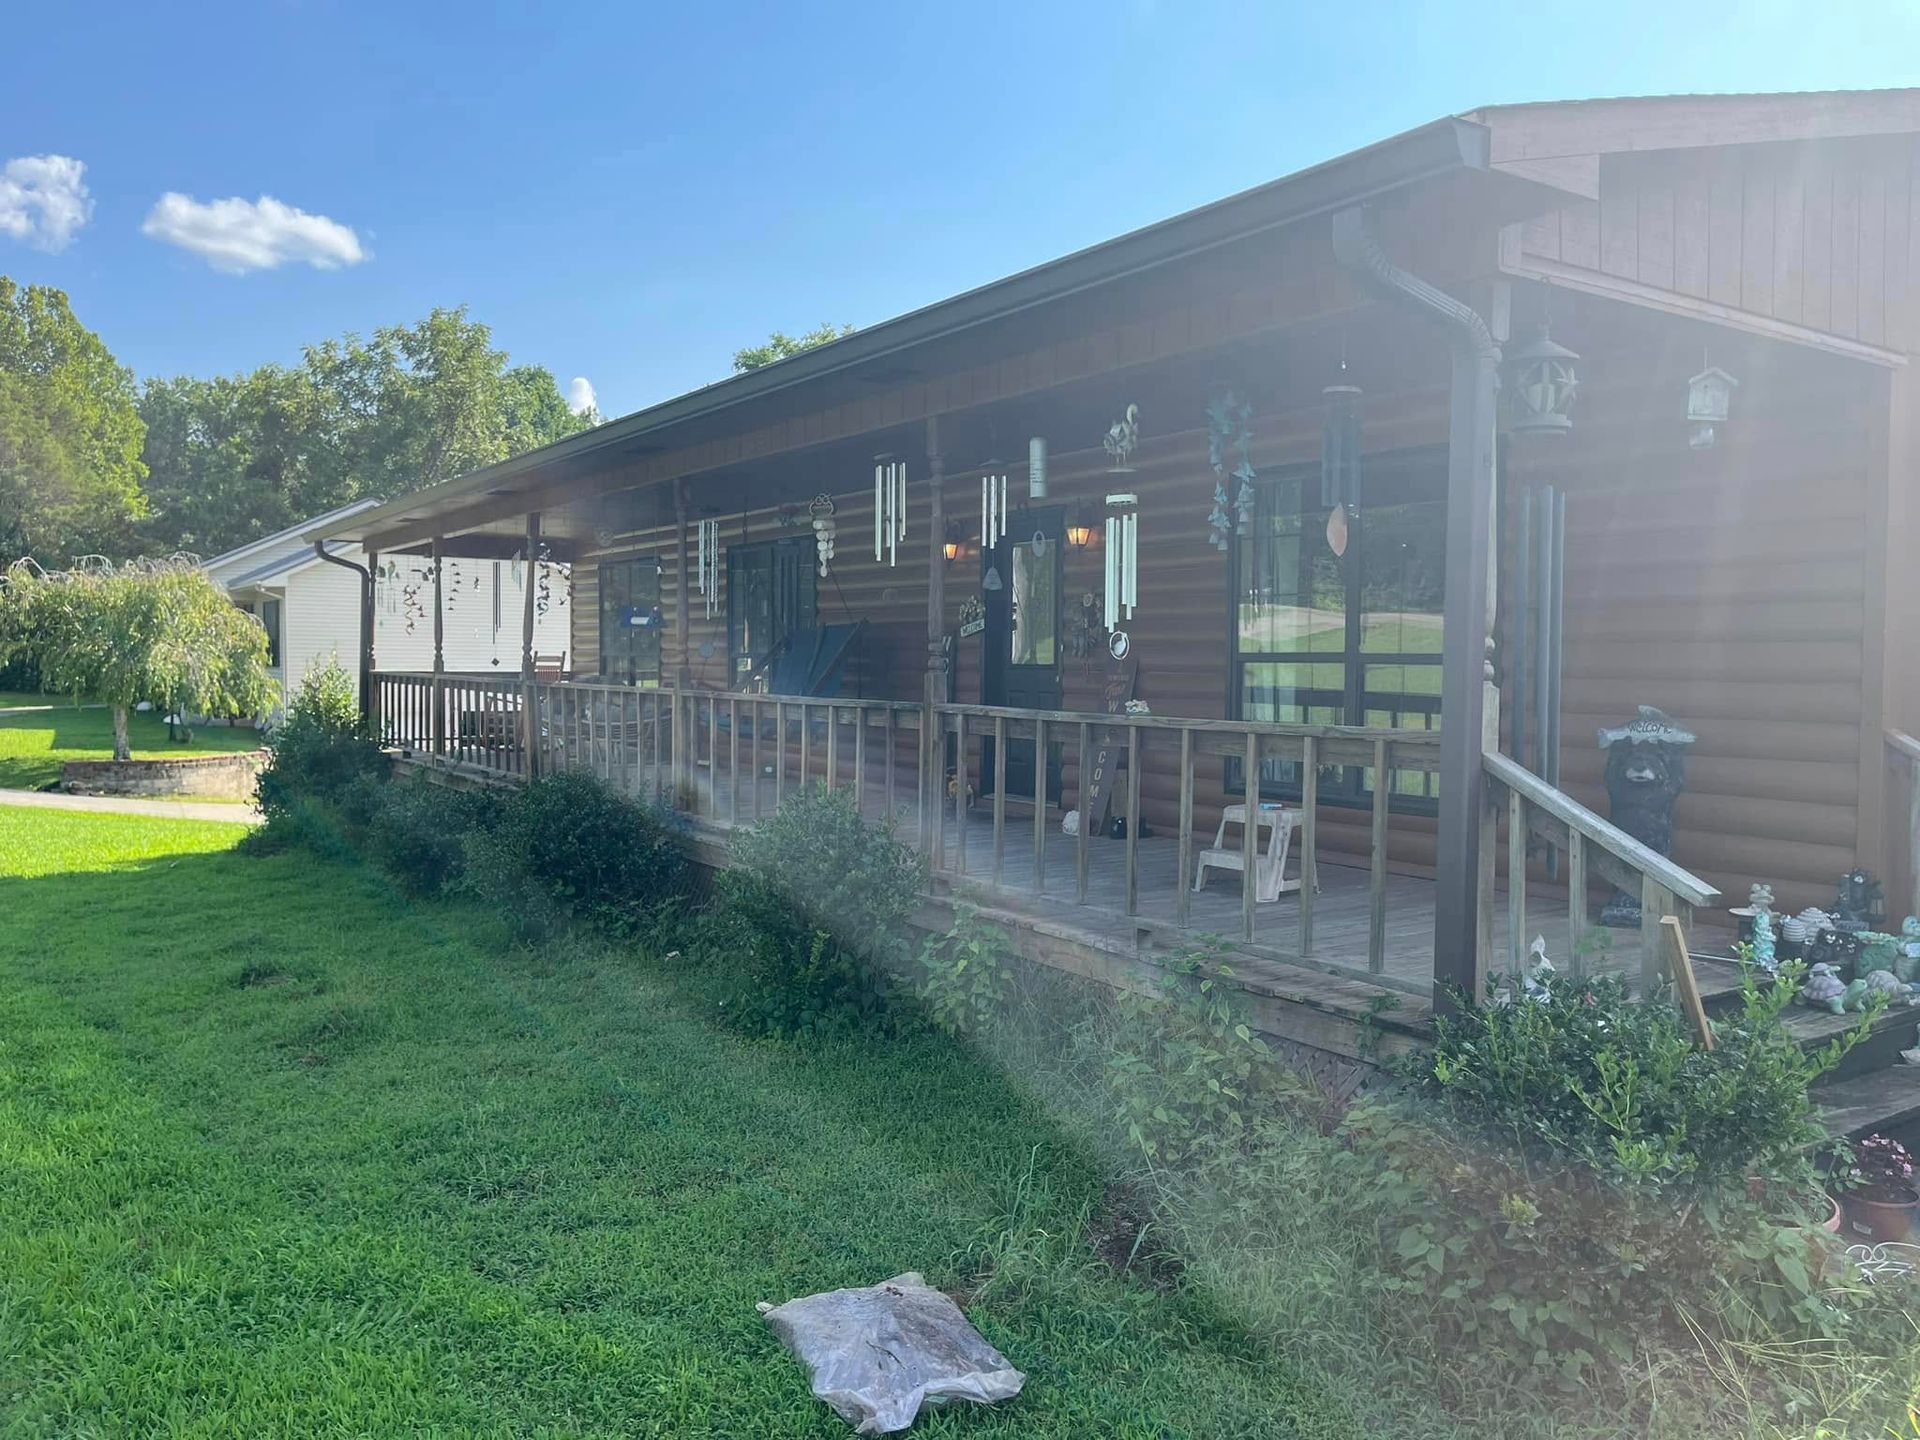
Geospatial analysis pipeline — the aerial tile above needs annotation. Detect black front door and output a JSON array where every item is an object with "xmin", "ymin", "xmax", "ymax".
[{"xmin": 982, "ymin": 505, "xmax": 1063, "ymax": 799}]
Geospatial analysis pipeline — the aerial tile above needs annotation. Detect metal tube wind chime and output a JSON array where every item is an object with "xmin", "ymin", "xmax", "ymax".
[
  {"xmin": 1103, "ymin": 494, "xmax": 1138, "ymax": 628},
  {"xmin": 980, "ymin": 469, "xmax": 1009, "ymax": 549},
  {"xmin": 873, "ymin": 455, "xmax": 907, "ymax": 566},
  {"xmin": 695, "ymin": 517, "xmax": 720, "ymax": 618}
]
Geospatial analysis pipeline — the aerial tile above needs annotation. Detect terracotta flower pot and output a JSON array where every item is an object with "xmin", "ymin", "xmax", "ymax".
[
  {"xmin": 1843, "ymin": 1186, "xmax": 1920, "ymax": 1243},
  {"xmin": 1821, "ymin": 1192, "xmax": 1844, "ymax": 1234}
]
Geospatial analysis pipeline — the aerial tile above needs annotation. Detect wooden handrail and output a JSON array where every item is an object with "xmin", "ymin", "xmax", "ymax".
[{"xmin": 1483, "ymin": 750, "xmax": 1717, "ymax": 908}]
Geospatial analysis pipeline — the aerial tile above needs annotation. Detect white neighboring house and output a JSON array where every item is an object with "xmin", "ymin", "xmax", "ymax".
[{"xmin": 203, "ymin": 499, "xmax": 572, "ymax": 721}]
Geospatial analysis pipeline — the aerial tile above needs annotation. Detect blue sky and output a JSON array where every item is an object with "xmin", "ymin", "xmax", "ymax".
[{"xmin": 3, "ymin": 1, "xmax": 1916, "ymax": 420}]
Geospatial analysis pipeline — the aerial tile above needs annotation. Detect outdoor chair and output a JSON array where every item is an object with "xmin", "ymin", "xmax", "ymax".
[{"xmin": 716, "ymin": 623, "xmax": 866, "ymax": 745}]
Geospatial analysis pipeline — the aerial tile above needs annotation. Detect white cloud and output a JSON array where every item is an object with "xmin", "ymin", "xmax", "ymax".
[
  {"xmin": 0, "ymin": 155, "xmax": 93, "ymax": 252},
  {"xmin": 566, "ymin": 376, "xmax": 598, "ymax": 417},
  {"xmin": 141, "ymin": 192, "xmax": 364, "ymax": 274}
]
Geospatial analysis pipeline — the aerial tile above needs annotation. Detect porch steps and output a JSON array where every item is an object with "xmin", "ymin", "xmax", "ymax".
[
  {"xmin": 1815, "ymin": 1067, "xmax": 1920, "ymax": 1142},
  {"xmin": 1686, "ymin": 953, "xmax": 1920, "ymax": 1140}
]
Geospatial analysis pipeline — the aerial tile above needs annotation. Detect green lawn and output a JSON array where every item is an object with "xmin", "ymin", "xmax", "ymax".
[
  {"xmin": 0, "ymin": 805, "xmax": 1359, "ymax": 1438},
  {"xmin": 0, "ymin": 704, "xmax": 262, "ymax": 791}
]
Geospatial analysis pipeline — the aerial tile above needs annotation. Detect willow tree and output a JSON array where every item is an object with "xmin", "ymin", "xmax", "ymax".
[{"xmin": 0, "ymin": 558, "xmax": 277, "ymax": 758}]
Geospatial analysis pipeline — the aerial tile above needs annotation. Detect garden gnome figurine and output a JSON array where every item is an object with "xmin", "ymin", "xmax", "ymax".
[{"xmin": 1597, "ymin": 707, "xmax": 1696, "ymax": 926}]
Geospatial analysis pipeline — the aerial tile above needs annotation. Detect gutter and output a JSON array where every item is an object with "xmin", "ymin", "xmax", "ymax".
[
  {"xmin": 1331, "ymin": 204, "xmax": 1501, "ymax": 1010},
  {"xmin": 312, "ymin": 541, "xmax": 376, "ymax": 730}
]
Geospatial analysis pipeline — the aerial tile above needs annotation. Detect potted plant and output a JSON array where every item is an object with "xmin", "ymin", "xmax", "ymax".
[{"xmin": 1836, "ymin": 1134, "xmax": 1920, "ymax": 1241}]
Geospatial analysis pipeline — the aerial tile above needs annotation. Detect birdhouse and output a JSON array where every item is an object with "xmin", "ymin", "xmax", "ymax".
[
  {"xmin": 1505, "ymin": 323, "xmax": 1579, "ymax": 437},
  {"xmin": 1686, "ymin": 365, "xmax": 1738, "ymax": 450}
]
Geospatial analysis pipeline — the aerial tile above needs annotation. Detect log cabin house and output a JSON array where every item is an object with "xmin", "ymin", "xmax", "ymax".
[{"xmin": 312, "ymin": 89, "xmax": 1920, "ymax": 1100}]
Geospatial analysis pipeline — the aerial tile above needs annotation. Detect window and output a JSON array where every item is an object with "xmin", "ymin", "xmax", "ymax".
[
  {"xmin": 259, "ymin": 598, "xmax": 283, "ymax": 669},
  {"xmin": 598, "ymin": 557, "xmax": 662, "ymax": 686},
  {"xmin": 1230, "ymin": 446, "xmax": 1444, "ymax": 809},
  {"xmin": 727, "ymin": 538, "xmax": 817, "ymax": 681},
  {"xmin": 1008, "ymin": 539, "xmax": 1058, "ymax": 666}
]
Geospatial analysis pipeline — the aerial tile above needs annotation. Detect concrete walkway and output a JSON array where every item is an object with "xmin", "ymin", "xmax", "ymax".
[{"xmin": 0, "ymin": 788, "xmax": 261, "ymax": 824}]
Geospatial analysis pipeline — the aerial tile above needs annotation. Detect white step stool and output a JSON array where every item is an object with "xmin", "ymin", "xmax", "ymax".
[{"xmin": 1192, "ymin": 802, "xmax": 1315, "ymax": 903}]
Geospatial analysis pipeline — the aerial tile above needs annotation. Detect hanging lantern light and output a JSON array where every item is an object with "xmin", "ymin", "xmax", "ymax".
[
  {"xmin": 1065, "ymin": 508, "xmax": 1095, "ymax": 550},
  {"xmin": 695, "ymin": 517, "xmax": 720, "ymax": 618},
  {"xmin": 809, "ymin": 494, "xmax": 837, "ymax": 578},
  {"xmin": 1686, "ymin": 361, "xmax": 1739, "ymax": 449},
  {"xmin": 943, "ymin": 525, "xmax": 963, "ymax": 564},
  {"xmin": 1104, "ymin": 491, "xmax": 1138, "ymax": 628},
  {"xmin": 980, "ymin": 467, "xmax": 1008, "ymax": 550},
  {"xmin": 872, "ymin": 454, "xmax": 907, "ymax": 566},
  {"xmin": 1320, "ymin": 381, "xmax": 1362, "ymax": 559},
  {"xmin": 1505, "ymin": 321, "xmax": 1580, "ymax": 437}
]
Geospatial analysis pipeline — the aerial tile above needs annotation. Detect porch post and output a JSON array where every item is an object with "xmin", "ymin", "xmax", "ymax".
[
  {"xmin": 520, "ymin": 513, "xmax": 540, "ymax": 777},
  {"xmin": 430, "ymin": 536, "xmax": 446, "ymax": 756},
  {"xmin": 1432, "ymin": 337, "xmax": 1499, "ymax": 1008},
  {"xmin": 923, "ymin": 415, "xmax": 947, "ymax": 858},
  {"xmin": 363, "ymin": 548, "xmax": 379, "ymax": 737},
  {"xmin": 673, "ymin": 478, "xmax": 692, "ymax": 686}
]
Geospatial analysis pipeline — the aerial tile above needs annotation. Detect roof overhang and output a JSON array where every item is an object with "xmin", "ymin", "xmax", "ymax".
[{"xmin": 315, "ymin": 114, "xmax": 1543, "ymax": 550}]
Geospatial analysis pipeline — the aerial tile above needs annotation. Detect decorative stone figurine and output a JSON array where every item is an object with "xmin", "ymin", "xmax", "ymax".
[
  {"xmin": 1748, "ymin": 909, "xmax": 1777, "ymax": 976},
  {"xmin": 1799, "ymin": 962, "xmax": 1847, "ymax": 1011},
  {"xmin": 1860, "ymin": 969, "xmax": 1915, "ymax": 1007},
  {"xmin": 1597, "ymin": 707, "xmax": 1697, "ymax": 926}
]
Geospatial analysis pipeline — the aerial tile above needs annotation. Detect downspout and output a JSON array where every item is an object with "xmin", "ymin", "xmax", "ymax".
[
  {"xmin": 1331, "ymin": 205, "xmax": 1500, "ymax": 1011},
  {"xmin": 313, "ymin": 541, "xmax": 376, "ymax": 731}
]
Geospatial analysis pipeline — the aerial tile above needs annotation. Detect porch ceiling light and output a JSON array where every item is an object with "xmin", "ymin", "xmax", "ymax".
[{"xmin": 1505, "ymin": 322, "xmax": 1579, "ymax": 438}]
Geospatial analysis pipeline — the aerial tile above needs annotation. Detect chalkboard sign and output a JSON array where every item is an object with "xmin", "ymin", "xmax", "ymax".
[{"xmin": 1077, "ymin": 655, "xmax": 1139, "ymax": 834}]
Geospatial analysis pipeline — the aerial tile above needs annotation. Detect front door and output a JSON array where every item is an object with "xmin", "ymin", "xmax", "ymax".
[{"xmin": 982, "ymin": 505, "xmax": 1064, "ymax": 799}]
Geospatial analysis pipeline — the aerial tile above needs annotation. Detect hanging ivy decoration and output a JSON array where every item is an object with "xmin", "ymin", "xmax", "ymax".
[{"xmin": 1205, "ymin": 389, "xmax": 1257, "ymax": 553}]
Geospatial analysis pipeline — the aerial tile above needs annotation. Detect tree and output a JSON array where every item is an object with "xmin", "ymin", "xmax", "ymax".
[
  {"xmin": 0, "ymin": 558, "xmax": 277, "ymax": 758},
  {"xmin": 732, "ymin": 322, "xmax": 855, "ymax": 373},
  {"xmin": 0, "ymin": 278, "xmax": 148, "ymax": 563},
  {"xmin": 138, "ymin": 307, "xmax": 590, "ymax": 558}
]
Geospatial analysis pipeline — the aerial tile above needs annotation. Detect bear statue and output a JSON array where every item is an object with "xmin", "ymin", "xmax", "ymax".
[{"xmin": 1597, "ymin": 706, "xmax": 1696, "ymax": 927}]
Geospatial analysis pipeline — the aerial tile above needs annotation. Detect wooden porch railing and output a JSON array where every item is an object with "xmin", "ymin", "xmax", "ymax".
[
  {"xmin": 1480, "ymin": 750, "xmax": 1719, "ymax": 996},
  {"xmin": 931, "ymin": 702, "xmax": 1443, "ymax": 996},
  {"xmin": 1888, "ymin": 730, "xmax": 1920, "ymax": 924},
  {"xmin": 375, "ymin": 672, "xmax": 1721, "ymax": 1006},
  {"xmin": 374, "ymin": 671, "xmax": 529, "ymax": 780}
]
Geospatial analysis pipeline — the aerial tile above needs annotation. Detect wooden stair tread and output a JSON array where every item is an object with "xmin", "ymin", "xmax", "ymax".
[{"xmin": 1817, "ymin": 1065, "xmax": 1920, "ymax": 1140}]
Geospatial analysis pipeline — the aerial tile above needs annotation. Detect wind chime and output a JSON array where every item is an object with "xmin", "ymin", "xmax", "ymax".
[
  {"xmin": 809, "ymin": 494, "xmax": 837, "ymax": 578},
  {"xmin": 1102, "ymin": 404, "xmax": 1141, "ymax": 651},
  {"xmin": 980, "ymin": 466, "xmax": 1009, "ymax": 591},
  {"xmin": 1103, "ymin": 492, "xmax": 1138, "ymax": 635},
  {"xmin": 1204, "ymin": 389, "xmax": 1257, "ymax": 552},
  {"xmin": 695, "ymin": 518, "xmax": 720, "ymax": 618},
  {"xmin": 1321, "ymin": 369, "xmax": 1362, "ymax": 559},
  {"xmin": 873, "ymin": 454, "xmax": 907, "ymax": 566}
]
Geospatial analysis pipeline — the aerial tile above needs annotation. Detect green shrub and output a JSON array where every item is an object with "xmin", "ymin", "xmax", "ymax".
[
  {"xmin": 915, "ymin": 903, "xmax": 1017, "ymax": 1038},
  {"xmin": 704, "ymin": 784, "xmax": 927, "ymax": 1037},
  {"xmin": 700, "ymin": 869, "xmax": 895, "ymax": 1037},
  {"xmin": 1104, "ymin": 945, "xmax": 1298, "ymax": 1164},
  {"xmin": 1413, "ymin": 963, "xmax": 1864, "ymax": 1190},
  {"xmin": 1349, "ymin": 963, "xmax": 1877, "ymax": 1380},
  {"xmin": 256, "ymin": 661, "xmax": 386, "ymax": 827},
  {"xmin": 367, "ymin": 778, "xmax": 498, "ymax": 897},
  {"xmin": 479, "ymin": 769, "xmax": 689, "ymax": 933}
]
